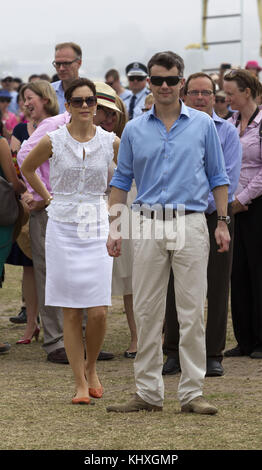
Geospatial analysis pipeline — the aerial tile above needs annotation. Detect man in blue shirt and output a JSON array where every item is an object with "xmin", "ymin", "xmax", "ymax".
[
  {"xmin": 1, "ymin": 76, "xmax": 18, "ymax": 114},
  {"xmin": 51, "ymin": 42, "xmax": 82, "ymax": 113},
  {"xmin": 163, "ymin": 72, "xmax": 242, "ymax": 378},
  {"xmin": 104, "ymin": 68, "xmax": 132, "ymax": 104},
  {"xmin": 124, "ymin": 62, "xmax": 150, "ymax": 119},
  {"xmin": 107, "ymin": 51, "xmax": 230, "ymax": 415}
]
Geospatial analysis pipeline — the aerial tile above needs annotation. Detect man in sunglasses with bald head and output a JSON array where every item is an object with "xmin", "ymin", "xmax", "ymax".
[
  {"xmin": 125, "ymin": 62, "xmax": 150, "ymax": 119},
  {"xmin": 107, "ymin": 51, "xmax": 230, "ymax": 416}
]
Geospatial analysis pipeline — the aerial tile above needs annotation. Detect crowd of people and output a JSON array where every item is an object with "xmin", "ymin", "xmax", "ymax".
[{"xmin": 1, "ymin": 43, "xmax": 262, "ymax": 414}]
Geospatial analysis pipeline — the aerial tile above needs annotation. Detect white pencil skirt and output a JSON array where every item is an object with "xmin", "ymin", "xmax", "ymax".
[{"xmin": 45, "ymin": 218, "xmax": 113, "ymax": 308}]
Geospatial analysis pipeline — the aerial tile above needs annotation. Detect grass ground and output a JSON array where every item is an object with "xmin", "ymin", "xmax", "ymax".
[{"xmin": 0, "ymin": 265, "xmax": 262, "ymax": 452}]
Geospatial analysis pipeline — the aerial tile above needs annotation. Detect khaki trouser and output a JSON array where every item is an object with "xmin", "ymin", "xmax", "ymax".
[
  {"xmin": 29, "ymin": 209, "xmax": 64, "ymax": 353},
  {"xmin": 132, "ymin": 212, "xmax": 209, "ymax": 407}
]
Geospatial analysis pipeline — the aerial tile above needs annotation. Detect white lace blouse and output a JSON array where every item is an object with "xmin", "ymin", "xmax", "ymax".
[{"xmin": 46, "ymin": 124, "xmax": 115, "ymax": 224}]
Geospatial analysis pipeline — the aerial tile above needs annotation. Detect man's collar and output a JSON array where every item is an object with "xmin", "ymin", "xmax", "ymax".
[
  {"xmin": 132, "ymin": 86, "xmax": 148, "ymax": 98},
  {"xmin": 147, "ymin": 99, "xmax": 190, "ymax": 121},
  {"xmin": 212, "ymin": 109, "xmax": 224, "ymax": 123}
]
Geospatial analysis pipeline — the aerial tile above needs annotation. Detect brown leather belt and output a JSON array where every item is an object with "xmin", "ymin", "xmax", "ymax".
[{"xmin": 139, "ymin": 209, "xmax": 196, "ymax": 221}]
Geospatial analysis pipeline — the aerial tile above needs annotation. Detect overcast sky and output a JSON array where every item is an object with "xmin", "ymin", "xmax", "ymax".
[{"xmin": 0, "ymin": 0, "xmax": 261, "ymax": 80}]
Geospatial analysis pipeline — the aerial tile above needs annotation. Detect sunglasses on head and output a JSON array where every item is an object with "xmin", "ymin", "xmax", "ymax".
[
  {"xmin": 128, "ymin": 76, "xmax": 146, "ymax": 82},
  {"xmin": 150, "ymin": 76, "xmax": 182, "ymax": 86},
  {"xmin": 69, "ymin": 96, "xmax": 97, "ymax": 108}
]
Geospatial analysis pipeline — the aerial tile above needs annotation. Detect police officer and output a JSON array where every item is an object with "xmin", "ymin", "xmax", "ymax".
[{"xmin": 125, "ymin": 62, "xmax": 150, "ymax": 120}]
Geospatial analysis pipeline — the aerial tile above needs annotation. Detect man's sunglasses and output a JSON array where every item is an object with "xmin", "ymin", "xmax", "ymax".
[
  {"xmin": 128, "ymin": 76, "xmax": 146, "ymax": 82},
  {"xmin": 215, "ymin": 97, "xmax": 226, "ymax": 103},
  {"xmin": 52, "ymin": 58, "xmax": 80, "ymax": 68},
  {"xmin": 69, "ymin": 96, "xmax": 97, "ymax": 108},
  {"xmin": 150, "ymin": 76, "xmax": 182, "ymax": 86}
]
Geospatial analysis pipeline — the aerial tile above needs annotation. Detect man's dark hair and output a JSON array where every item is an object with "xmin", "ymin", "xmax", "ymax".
[
  {"xmin": 184, "ymin": 72, "xmax": 216, "ymax": 95},
  {"xmin": 147, "ymin": 51, "xmax": 184, "ymax": 76},
  {"xmin": 105, "ymin": 69, "xmax": 120, "ymax": 81}
]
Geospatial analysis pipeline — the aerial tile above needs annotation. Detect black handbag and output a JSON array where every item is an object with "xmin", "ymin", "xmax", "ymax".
[{"xmin": 0, "ymin": 175, "xmax": 19, "ymax": 225}]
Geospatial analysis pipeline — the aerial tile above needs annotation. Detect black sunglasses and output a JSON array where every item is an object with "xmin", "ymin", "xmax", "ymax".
[
  {"xmin": 128, "ymin": 76, "xmax": 146, "ymax": 82},
  {"xmin": 150, "ymin": 76, "xmax": 182, "ymax": 86},
  {"xmin": 69, "ymin": 96, "xmax": 97, "ymax": 108},
  {"xmin": 215, "ymin": 97, "xmax": 226, "ymax": 103}
]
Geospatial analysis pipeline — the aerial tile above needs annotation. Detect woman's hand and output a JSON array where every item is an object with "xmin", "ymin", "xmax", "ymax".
[{"xmin": 231, "ymin": 198, "xmax": 248, "ymax": 215}]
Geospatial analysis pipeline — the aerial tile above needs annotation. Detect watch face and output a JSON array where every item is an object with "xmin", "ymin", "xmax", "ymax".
[{"xmin": 218, "ymin": 216, "xmax": 230, "ymax": 224}]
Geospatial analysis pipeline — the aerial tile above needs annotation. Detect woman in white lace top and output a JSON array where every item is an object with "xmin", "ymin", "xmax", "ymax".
[{"xmin": 22, "ymin": 78, "xmax": 120, "ymax": 405}]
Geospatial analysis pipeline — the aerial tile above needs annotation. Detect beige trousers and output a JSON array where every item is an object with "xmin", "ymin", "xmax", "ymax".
[
  {"xmin": 132, "ymin": 212, "xmax": 210, "ymax": 407},
  {"xmin": 29, "ymin": 209, "xmax": 64, "ymax": 353}
]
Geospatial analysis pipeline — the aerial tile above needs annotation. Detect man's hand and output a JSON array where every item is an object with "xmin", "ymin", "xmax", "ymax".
[
  {"xmin": 106, "ymin": 234, "xmax": 122, "ymax": 257},
  {"xmin": 231, "ymin": 198, "xmax": 248, "ymax": 215},
  {"xmin": 215, "ymin": 222, "xmax": 231, "ymax": 252}
]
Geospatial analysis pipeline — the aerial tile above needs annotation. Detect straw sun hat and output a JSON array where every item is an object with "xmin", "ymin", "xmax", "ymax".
[{"xmin": 94, "ymin": 82, "xmax": 122, "ymax": 113}]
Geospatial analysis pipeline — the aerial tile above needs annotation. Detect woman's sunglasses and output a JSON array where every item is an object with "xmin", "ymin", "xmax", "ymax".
[
  {"xmin": 69, "ymin": 96, "xmax": 97, "ymax": 108},
  {"xmin": 150, "ymin": 76, "xmax": 182, "ymax": 86}
]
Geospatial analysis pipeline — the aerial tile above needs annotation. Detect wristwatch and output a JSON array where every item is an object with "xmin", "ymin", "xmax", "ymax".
[{"xmin": 217, "ymin": 215, "xmax": 231, "ymax": 225}]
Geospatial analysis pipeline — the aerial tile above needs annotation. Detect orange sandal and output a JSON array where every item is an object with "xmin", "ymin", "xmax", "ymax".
[
  {"xmin": 89, "ymin": 386, "xmax": 104, "ymax": 399},
  {"xmin": 72, "ymin": 396, "xmax": 91, "ymax": 405}
]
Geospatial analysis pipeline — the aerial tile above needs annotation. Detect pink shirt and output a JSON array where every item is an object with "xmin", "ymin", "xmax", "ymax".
[
  {"xmin": 229, "ymin": 108, "xmax": 262, "ymax": 206},
  {"xmin": 3, "ymin": 111, "xmax": 18, "ymax": 132},
  {"xmin": 17, "ymin": 112, "xmax": 70, "ymax": 200}
]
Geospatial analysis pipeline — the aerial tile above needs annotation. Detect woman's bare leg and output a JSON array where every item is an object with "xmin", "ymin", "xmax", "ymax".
[
  {"xmin": 63, "ymin": 307, "xmax": 89, "ymax": 399},
  {"xmin": 85, "ymin": 306, "xmax": 107, "ymax": 389}
]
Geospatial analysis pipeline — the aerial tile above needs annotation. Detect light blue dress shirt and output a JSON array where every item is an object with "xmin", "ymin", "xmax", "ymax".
[
  {"xmin": 8, "ymin": 90, "xmax": 18, "ymax": 114},
  {"xmin": 125, "ymin": 86, "xmax": 150, "ymax": 120},
  {"xmin": 206, "ymin": 111, "xmax": 242, "ymax": 214},
  {"xmin": 110, "ymin": 102, "xmax": 229, "ymax": 212},
  {"xmin": 119, "ymin": 88, "xmax": 132, "ymax": 103},
  {"xmin": 51, "ymin": 80, "xmax": 66, "ymax": 113}
]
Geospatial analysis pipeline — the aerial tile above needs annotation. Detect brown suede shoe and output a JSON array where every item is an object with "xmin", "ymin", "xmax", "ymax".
[
  {"xmin": 106, "ymin": 393, "xmax": 163, "ymax": 413},
  {"xmin": 47, "ymin": 347, "xmax": 69, "ymax": 364},
  {"xmin": 181, "ymin": 396, "xmax": 218, "ymax": 415}
]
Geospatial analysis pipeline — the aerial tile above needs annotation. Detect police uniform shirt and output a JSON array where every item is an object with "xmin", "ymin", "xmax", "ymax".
[{"xmin": 125, "ymin": 86, "xmax": 150, "ymax": 120}]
